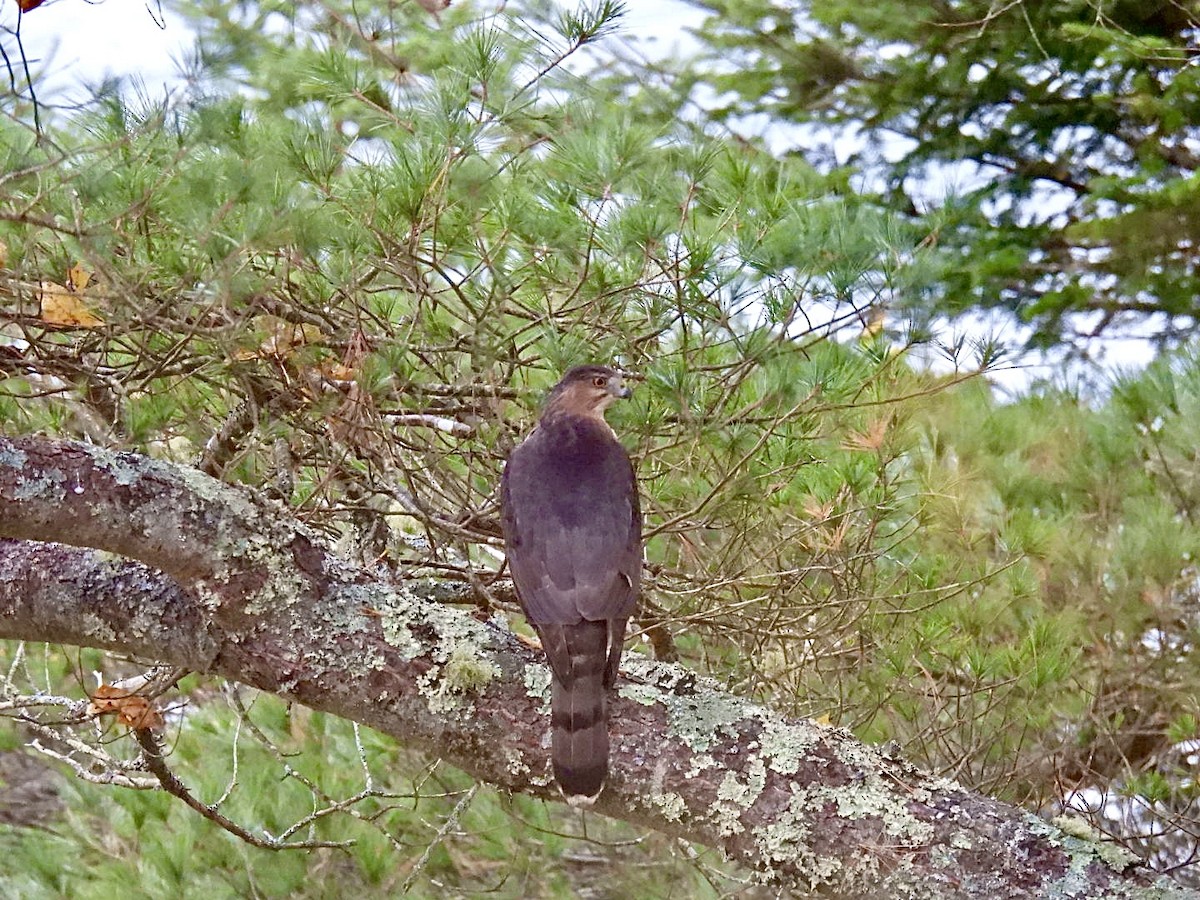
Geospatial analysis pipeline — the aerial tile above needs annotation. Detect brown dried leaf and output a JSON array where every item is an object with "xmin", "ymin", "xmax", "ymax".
[
  {"xmin": 237, "ymin": 316, "xmax": 325, "ymax": 360},
  {"xmin": 802, "ymin": 496, "xmax": 835, "ymax": 523},
  {"xmin": 319, "ymin": 359, "xmax": 358, "ymax": 383},
  {"xmin": 328, "ymin": 381, "xmax": 378, "ymax": 450},
  {"xmin": 842, "ymin": 416, "xmax": 889, "ymax": 453},
  {"xmin": 87, "ymin": 684, "xmax": 164, "ymax": 730},
  {"xmin": 825, "ymin": 516, "xmax": 851, "ymax": 552}
]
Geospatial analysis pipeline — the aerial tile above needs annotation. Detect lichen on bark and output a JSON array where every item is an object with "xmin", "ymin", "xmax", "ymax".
[{"xmin": 0, "ymin": 435, "xmax": 1192, "ymax": 900}]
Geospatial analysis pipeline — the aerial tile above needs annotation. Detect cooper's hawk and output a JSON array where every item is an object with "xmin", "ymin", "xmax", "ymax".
[{"xmin": 500, "ymin": 365, "xmax": 641, "ymax": 805}]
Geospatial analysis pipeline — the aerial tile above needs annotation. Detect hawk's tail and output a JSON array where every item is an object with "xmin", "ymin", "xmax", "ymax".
[{"xmin": 540, "ymin": 620, "xmax": 625, "ymax": 806}]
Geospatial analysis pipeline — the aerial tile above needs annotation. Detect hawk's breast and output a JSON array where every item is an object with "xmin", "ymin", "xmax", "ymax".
[{"xmin": 501, "ymin": 415, "xmax": 640, "ymax": 625}]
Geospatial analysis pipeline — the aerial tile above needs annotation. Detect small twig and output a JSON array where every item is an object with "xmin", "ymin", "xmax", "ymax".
[
  {"xmin": 270, "ymin": 437, "xmax": 295, "ymax": 501},
  {"xmin": 385, "ymin": 413, "xmax": 473, "ymax": 436},
  {"xmin": 108, "ymin": 666, "xmax": 189, "ymax": 699},
  {"xmin": 212, "ymin": 707, "xmax": 245, "ymax": 810},
  {"xmin": 632, "ymin": 599, "xmax": 680, "ymax": 663},
  {"xmin": 226, "ymin": 687, "xmax": 411, "ymax": 851},
  {"xmin": 460, "ymin": 552, "xmax": 503, "ymax": 614},
  {"xmin": 411, "ymin": 382, "xmax": 518, "ymax": 399},
  {"xmin": 13, "ymin": 7, "xmax": 42, "ymax": 135},
  {"xmin": 398, "ymin": 784, "xmax": 479, "ymax": 894},
  {"xmin": 131, "ymin": 727, "xmax": 353, "ymax": 851},
  {"xmin": 353, "ymin": 722, "xmax": 372, "ymax": 789},
  {"xmin": 386, "ymin": 480, "xmax": 502, "ymax": 544},
  {"xmin": 3, "ymin": 641, "xmax": 27, "ymax": 690},
  {"xmin": 0, "ymin": 693, "xmax": 82, "ymax": 713},
  {"xmin": 30, "ymin": 739, "xmax": 159, "ymax": 789}
]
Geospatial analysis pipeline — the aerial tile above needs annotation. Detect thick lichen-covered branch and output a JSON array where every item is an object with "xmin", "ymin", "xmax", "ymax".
[{"xmin": 0, "ymin": 435, "xmax": 1186, "ymax": 899}]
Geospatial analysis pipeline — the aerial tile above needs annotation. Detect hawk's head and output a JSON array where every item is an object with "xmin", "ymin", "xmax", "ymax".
[{"xmin": 542, "ymin": 365, "xmax": 632, "ymax": 421}]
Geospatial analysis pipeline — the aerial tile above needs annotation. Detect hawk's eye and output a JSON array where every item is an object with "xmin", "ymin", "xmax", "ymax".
[{"xmin": 592, "ymin": 376, "xmax": 607, "ymax": 388}]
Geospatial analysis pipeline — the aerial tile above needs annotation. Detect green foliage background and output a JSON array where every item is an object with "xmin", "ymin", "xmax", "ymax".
[{"xmin": 1, "ymin": 0, "xmax": 1198, "ymax": 893}]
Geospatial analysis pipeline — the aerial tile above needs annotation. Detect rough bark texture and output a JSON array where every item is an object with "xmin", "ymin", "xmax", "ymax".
[{"xmin": 0, "ymin": 435, "xmax": 1190, "ymax": 899}]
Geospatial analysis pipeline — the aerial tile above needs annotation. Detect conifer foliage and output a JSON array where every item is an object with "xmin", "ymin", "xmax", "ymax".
[{"xmin": 0, "ymin": 0, "xmax": 1197, "ymax": 894}]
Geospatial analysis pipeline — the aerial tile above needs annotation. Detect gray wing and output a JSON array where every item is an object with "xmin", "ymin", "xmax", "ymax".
[{"xmin": 500, "ymin": 423, "xmax": 640, "ymax": 625}]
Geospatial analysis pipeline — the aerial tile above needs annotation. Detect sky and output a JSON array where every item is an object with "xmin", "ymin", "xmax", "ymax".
[
  {"xmin": 3, "ymin": 0, "xmax": 190, "ymax": 103},
  {"xmin": 4, "ymin": 0, "xmax": 705, "ymax": 102}
]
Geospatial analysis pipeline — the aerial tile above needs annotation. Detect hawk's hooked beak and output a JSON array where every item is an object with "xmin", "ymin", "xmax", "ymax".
[{"xmin": 612, "ymin": 379, "xmax": 632, "ymax": 400}]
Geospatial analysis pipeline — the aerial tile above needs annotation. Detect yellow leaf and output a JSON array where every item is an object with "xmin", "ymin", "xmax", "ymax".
[
  {"xmin": 859, "ymin": 303, "xmax": 886, "ymax": 340},
  {"xmin": 240, "ymin": 316, "xmax": 326, "ymax": 360},
  {"xmin": 40, "ymin": 282, "xmax": 105, "ymax": 328},
  {"xmin": 266, "ymin": 322, "xmax": 323, "ymax": 355},
  {"xmin": 66, "ymin": 262, "xmax": 92, "ymax": 293},
  {"xmin": 0, "ymin": 239, "xmax": 8, "ymax": 268},
  {"xmin": 813, "ymin": 713, "xmax": 833, "ymax": 727}
]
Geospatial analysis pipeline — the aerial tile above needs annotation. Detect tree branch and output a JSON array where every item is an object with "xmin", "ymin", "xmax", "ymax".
[
  {"xmin": 0, "ymin": 435, "xmax": 1185, "ymax": 898},
  {"xmin": 130, "ymin": 727, "xmax": 352, "ymax": 851}
]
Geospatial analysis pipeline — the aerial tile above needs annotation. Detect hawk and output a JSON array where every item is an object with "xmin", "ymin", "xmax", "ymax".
[{"xmin": 500, "ymin": 365, "xmax": 641, "ymax": 805}]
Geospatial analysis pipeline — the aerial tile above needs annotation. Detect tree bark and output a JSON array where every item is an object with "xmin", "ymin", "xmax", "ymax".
[{"xmin": 0, "ymin": 435, "xmax": 1187, "ymax": 899}]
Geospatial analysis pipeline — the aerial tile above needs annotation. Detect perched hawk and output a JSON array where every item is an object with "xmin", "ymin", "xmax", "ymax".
[{"xmin": 500, "ymin": 365, "xmax": 641, "ymax": 805}]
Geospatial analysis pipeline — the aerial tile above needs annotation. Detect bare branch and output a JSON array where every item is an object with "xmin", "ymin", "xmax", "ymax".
[
  {"xmin": 398, "ymin": 784, "xmax": 479, "ymax": 894},
  {"xmin": 0, "ymin": 435, "xmax": 1185, "ymax": 898},
  {"xmin": 385, "ymin": 413, "xmax": 474, "ymax": 436},
  {"xmin": 131, "ymin": 727, "xmax": 353, "ymax": 851}
]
